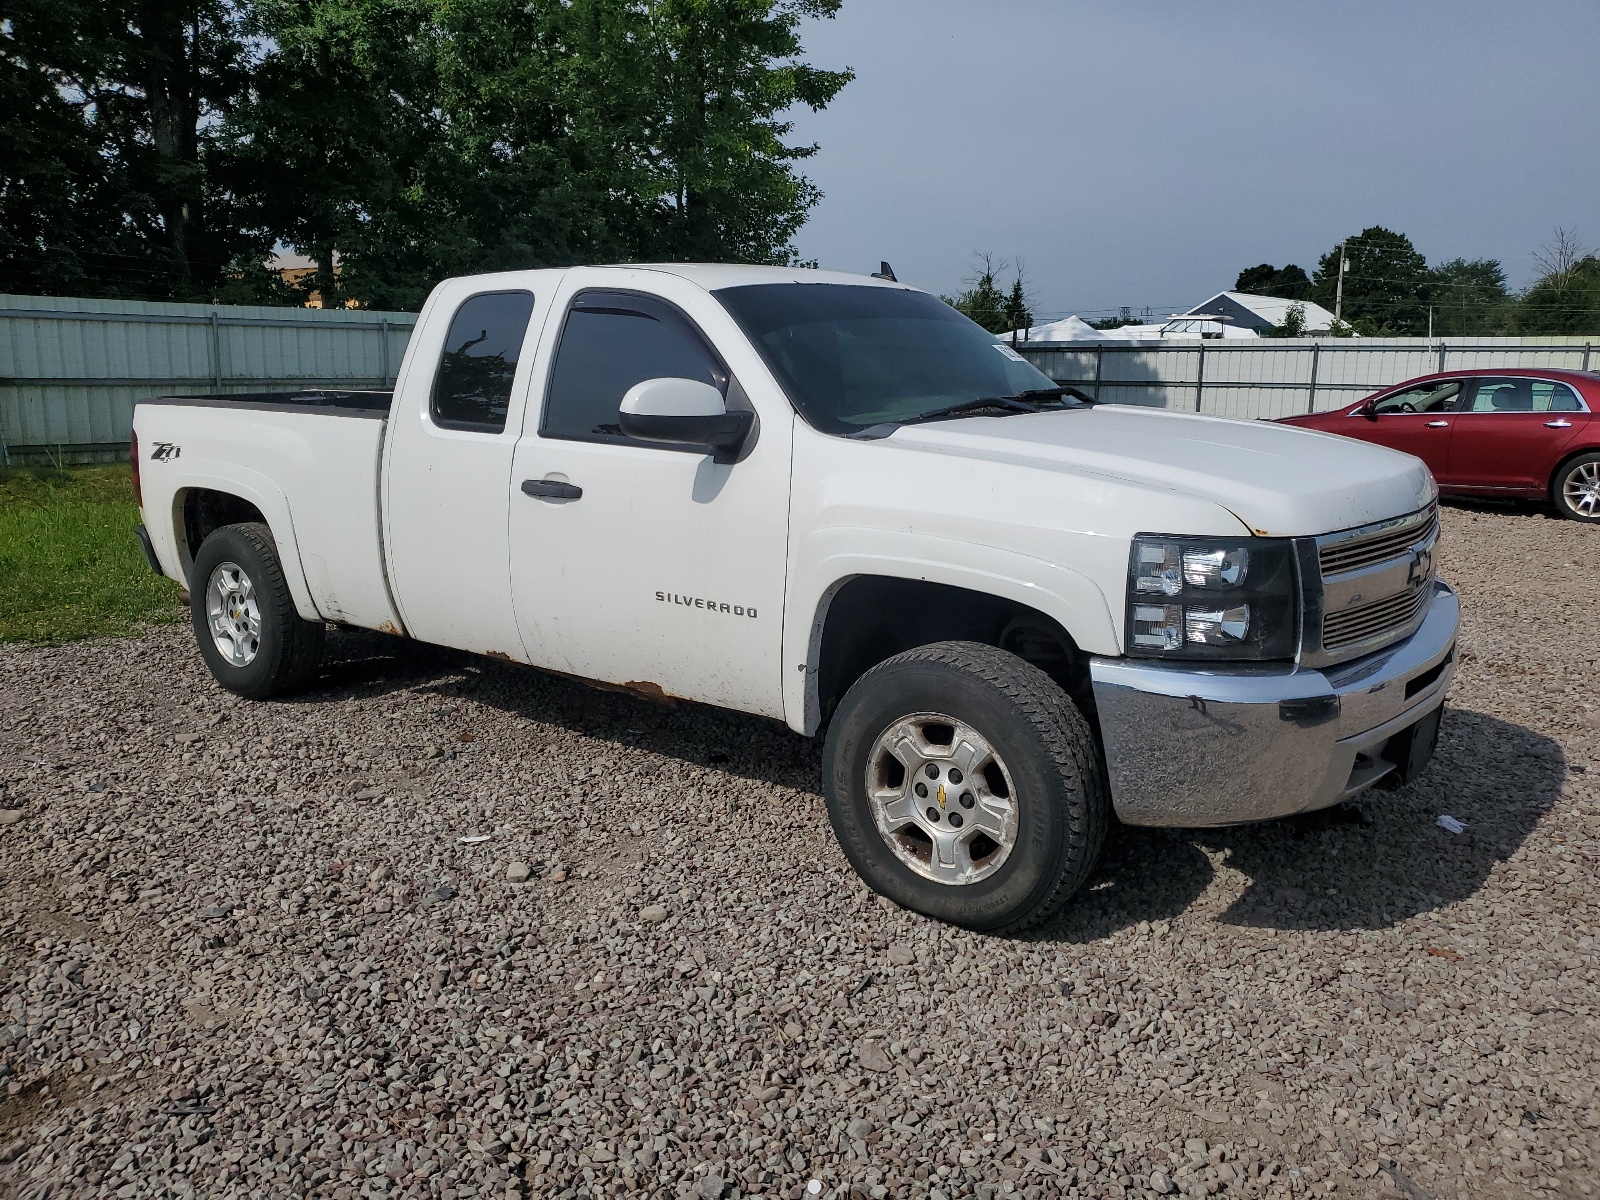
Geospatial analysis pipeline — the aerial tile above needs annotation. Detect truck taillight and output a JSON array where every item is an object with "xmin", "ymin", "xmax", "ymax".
[{"xmin": 130, "ymin": 429, "xmax": 142, "ymax": 509}]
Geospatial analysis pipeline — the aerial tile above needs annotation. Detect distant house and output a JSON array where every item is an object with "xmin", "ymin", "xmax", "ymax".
[
  {"xmin": 1185, "ymin": 291, "xmax": 1340, "ymax": 335},
  {"xmin": 267, "ymin": 252, "xmax": 356, "ymax": 309}
]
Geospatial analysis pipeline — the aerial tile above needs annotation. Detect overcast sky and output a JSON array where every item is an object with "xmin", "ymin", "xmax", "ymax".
[{"xmin": 786, "ymin": 0, "xmax": 1600, "ymax": 321}]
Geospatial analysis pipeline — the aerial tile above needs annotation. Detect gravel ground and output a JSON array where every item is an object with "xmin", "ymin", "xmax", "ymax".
[{"xmin": 0, "ymin": 501, "xmax": 1596, "ymax": 1200}]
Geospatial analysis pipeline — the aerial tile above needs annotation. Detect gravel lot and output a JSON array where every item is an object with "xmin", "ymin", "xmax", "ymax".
[{"xmin": 0, "ymin": 501, "xmax": 1596, "ymax": 1200}]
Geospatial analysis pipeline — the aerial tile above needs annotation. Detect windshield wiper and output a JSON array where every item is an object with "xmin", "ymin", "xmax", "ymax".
[
  {"xmin": 977, "ymin": 386, "xmax": 1098, "ymax": 407},
  {"xmin": 903, "ymin": 386, "xmax": 1096, "ymax": 426},
  {"xmin": 847, "ymin": 386, "xmax": 1097, "ymax": 439}
]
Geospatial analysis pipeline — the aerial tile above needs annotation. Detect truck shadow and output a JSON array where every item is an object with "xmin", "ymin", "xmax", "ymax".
[
  {"xmin": 1035, "ymin": 708, "xmax": 1563, "ymax": 942},
  {"xmin": 298, "ymin": 629, "xmax": 825, "ymax": 791},
  {"xmin": 304, "ymin": 637, "xmax": 1564, "ymax": 941}
]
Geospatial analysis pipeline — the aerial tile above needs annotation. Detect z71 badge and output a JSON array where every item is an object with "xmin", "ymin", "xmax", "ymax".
[{"xmin": 150, "ymin": 441, "xmax": 181, "ymax": 462}]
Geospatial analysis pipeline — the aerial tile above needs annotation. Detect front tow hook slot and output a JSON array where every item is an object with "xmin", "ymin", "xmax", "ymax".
[{"xmin": 1279, "ymin": 694, "xmax": 1339, "ymax": 728}]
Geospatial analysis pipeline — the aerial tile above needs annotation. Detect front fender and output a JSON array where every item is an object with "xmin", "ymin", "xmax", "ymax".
[{"xmin": 782, "ymin": 530, "xmax": 1120, "ymax": 735}]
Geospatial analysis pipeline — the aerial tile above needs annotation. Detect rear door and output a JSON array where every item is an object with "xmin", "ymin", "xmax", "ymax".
[
  {"xmin": 1442, "ymin": 377, "xmax": 1585, "ymax": 492},
  {"xmin": 1353, "ymin": 378, "xmax": 1464, "ymax": 480},
  {"xmin": 383, "ymin": 280, "xmax": 554, "ymax": 656}
]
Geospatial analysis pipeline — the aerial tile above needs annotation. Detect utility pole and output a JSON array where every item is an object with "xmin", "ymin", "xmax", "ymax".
[
  {"xmin": 1428, "ymin": 305, "xmax": 1434, "ymax": 339},
  {"xmin": 1334, "ymin": 242, "xmax": 1349, "ymax": 324}
]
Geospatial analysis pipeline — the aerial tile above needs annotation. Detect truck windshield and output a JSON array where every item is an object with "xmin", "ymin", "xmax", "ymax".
[{"xmin": 714, "ymin": 283, "xmax": 1067, "ymax": 436}]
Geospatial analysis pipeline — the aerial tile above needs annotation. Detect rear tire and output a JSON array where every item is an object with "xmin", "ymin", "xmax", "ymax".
[
  {"xmin": 1552, "ymin": 452, "xmax": 1600, "ymax": 522},
  {"xmin": 822, "ymin": 640, "xmax": 1108, "ymax": 934},
  {"xmin": 190, "ymin": 522, "xmax": 325, "ymax": 699}
]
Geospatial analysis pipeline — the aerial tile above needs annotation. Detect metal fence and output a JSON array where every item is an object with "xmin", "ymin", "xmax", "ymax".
[
  {"xmin": 4, "ymin": 297, "xmax": 1596, "ymax": 464},
  {"xmin": 0, "ymin": 294, "xmax": 417, "ymax": 464},
  {"xmin": 1015, "ymin": 336, "xmax": 1597, "ymax": 421}
]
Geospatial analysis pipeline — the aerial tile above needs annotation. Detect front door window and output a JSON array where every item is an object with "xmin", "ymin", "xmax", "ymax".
[
  {"xmin": 1370, "ymin": 380, "xmax": 1462, "ymax": 415},
  {"xmin": 543, "ymin": 292, "xmax": 727, "ymax": 443}
]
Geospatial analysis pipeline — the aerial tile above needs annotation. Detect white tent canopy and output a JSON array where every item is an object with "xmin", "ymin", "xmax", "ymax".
[{"xmin": 1002, "ymin": 313, "xmax": 1261, "ymax": 343}]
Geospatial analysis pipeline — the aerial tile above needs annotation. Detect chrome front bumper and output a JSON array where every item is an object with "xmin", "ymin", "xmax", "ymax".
[{"xmin": 1089, "ymin": 580, "xmax": 1459, "ymax": 827}]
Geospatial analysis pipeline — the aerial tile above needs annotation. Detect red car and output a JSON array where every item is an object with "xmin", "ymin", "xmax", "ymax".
[{"xmin": 1278, "ymin": 368, "xmax": 1600, "ymax": 522}]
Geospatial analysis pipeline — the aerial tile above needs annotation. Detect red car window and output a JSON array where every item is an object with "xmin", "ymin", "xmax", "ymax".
[
  {"xmin": 1465, "ymin": 378, "xmax": 1582, "ymax": 413},
  {"xmin": 1371, "ymin": 380, "xmax": 1462, "ymax": 415}
]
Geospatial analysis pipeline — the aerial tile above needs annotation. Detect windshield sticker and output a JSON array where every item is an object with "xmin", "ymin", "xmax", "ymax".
[{"xmin": 993, "ymin": 343, "xmax": 1026, "ymax": 362}]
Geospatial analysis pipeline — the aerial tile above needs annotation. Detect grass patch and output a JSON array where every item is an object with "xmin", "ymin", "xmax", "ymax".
[{"xmin": 0, "ymin": 465, "xmax": 184, "ymax": 644}]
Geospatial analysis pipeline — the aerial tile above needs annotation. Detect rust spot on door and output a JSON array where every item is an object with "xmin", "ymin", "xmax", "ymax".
[
  {"xmin": 378, "ymin": 621, "xmax": 401, "ymax": 636},
  {"xmin": 620, "ymin": 681, "xmax": 676, "ymax": 705},
  {"xmin": 486, "ymin": 650, "xmax": 515, "ymax": 662}
]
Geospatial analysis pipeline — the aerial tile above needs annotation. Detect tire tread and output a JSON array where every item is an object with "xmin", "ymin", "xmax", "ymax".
[
  {"xmin": 847, "ymin": 640, "xmax": 1108, "ymax": 934},
  {"xmin": 1553, "ymin": 451, "xmax": 1600, "ymax": 523},
  {"xmin": 192, "ymin": 522, "xmax": 324, "ymax": 698}
]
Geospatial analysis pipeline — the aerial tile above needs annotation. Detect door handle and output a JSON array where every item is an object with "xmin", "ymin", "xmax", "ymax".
[
  {"xmin": 1426, "ymin": 420, "xmax": 1450, "ymax": 428},
  {"xmin": 521, "ymin": 478, "xmax": 583, "ymax": 500},
  {"xmin": 1545, "ymin": 419, "xmax": 1573, "ymax": 428}
]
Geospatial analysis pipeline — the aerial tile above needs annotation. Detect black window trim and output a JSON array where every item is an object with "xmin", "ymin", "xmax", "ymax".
[
  {"xmin": 537, "ymin": 288, "xmax": 739, "ymax": 454},
  {"xmin": 429, "ymin": 288, "xmax": 537, "ymax": 435}
]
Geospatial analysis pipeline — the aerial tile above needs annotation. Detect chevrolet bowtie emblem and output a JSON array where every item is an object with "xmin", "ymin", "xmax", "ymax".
[{"xmin": 937, "ymin": 783, "xmax": 946, "ymax": 809}]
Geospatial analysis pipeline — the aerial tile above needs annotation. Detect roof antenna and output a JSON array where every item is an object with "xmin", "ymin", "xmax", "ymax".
[{"xmin": 871, "ymin": 261, "xmax": 897, "ymax": 282}]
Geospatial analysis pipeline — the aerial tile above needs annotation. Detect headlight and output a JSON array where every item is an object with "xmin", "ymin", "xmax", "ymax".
[{"xmin": 1126, "ymin": 535, "xmax": 1298, "ymax": 661}]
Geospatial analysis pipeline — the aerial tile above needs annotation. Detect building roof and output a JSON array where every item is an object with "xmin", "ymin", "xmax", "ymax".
[{"xmin": 1187, "ymin": 291, "xmax": 1340, "ymax": 332}]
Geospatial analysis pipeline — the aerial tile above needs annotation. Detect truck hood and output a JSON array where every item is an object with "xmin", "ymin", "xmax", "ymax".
[{"xmin": 886, "ymin": 404, "xmax": 1436, "ymax": 536}]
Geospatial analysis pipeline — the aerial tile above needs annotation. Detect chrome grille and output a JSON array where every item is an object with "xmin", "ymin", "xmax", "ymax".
[
  {"xmin": 1322, "ymin": 586, "xmax": 1431, "ymax": 650},
  {"xmin": 1319, "ymin": 505, "xmax": 1438, "ymax": 576},
  {"xmin": 1309, "ymin": 503, "xmax": 1439, "ymax": 663}
]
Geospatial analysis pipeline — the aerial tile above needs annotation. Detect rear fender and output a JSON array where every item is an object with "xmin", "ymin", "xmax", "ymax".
[{"xmin": 162, "ymin": 468, "xmax": 320, "ymax": 622}]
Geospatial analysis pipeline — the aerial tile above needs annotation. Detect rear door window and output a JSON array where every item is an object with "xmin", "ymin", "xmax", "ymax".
[
  {"xmin": 431, "ymin": 291, "xmax": 537, "ymax": 433},
  {"xmin": 542, "ymin": 291, "xmax": 726, "ymax": 441},
  {"xmin": 1465, "ymin": 378, "xmax": 1583, "ymax": 413}
]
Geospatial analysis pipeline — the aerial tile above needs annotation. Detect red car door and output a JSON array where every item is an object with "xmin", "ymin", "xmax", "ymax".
[
  {"xmin": 1351, "ymin": 378, "xmax": 1464, "ymax": 480},
  {"xmin": 1442, "ymin": 377, "xmax": 1586, "ymax": 493}
]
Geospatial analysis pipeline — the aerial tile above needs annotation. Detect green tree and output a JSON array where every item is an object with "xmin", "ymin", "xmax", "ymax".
[
  {"xmin": 234, "ymin": 0, "xmax": 441, "ymax": 308},
  {"xmin": 945, "ymin": 253, "xmax": 1009, "ymax": 333},
  {"xmin": 1262, "ymin": 302, "xmax": 1306, "ymax": 338},
  {"xmin": 1517, "ymin": 259, "xmax": 1600, "ymax": 335},
  {"xmin": 1234, "ymin": 263, "xmax": 1311, "ymax": 300},
  {"xmin": 1425, "ymin": 258, "xmax": 1511, "ymax": 336},
  {"xmin": 236, "ymin": 0, "xmax": 852, "ymax": 310},
  {"xmin": 1002, "ymin": 261, "xmax": 1033, "ymax": 334},
  {"xmin": 0, "ymin": 0, "xmax": 270, "ymax": 300},
  {"xmin": 1509, "ymin": 229, "xmax": 1600, "ymax": 335},
  {"xmin": 1312, "ymin": 226, "xmax": 1429, "ymax": 336}
]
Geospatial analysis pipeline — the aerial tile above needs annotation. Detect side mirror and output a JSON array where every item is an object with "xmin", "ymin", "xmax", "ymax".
[
  {"xmin": 618, "ymin": 377, "xmax": 754, "ymax": 464},
  {"xmin": 1360, "ymin": 401, "xmax": 1379, "ymax": 421}
]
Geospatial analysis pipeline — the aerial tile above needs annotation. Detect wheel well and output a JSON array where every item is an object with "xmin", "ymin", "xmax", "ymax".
[
  {"xmin": 1550, "ymin": 445, "xmax": 1600, "ymax": 496},
  {"xmin": 181, "ymin": 489, "xmax": 267, "ymax": 565},
  {"xmin": 815, "ymin": 576, "xmax": 1092, "ymax": 725}
]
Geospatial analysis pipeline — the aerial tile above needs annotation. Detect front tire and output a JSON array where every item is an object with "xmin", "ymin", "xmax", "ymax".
[
  {"xmin": 822, "ymin": 641, "xmax": 1108, "ymax": 933},
  {"xmin": 190, "ymin": 522, "xmax": 325, "ymax": 699},
  {"xmin": 1553, "ymin": 452, "xmax": 1600, "ymax": 522}
]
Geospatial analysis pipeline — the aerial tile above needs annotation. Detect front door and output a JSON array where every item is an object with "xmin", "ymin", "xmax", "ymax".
[
  {"xmin": 1441, "ymin": 377, "xmax": 1585, "ymax": 492},
  {"xmin": 1357, "ymin": 378, "xmax": 1464, "ymax": 481},
  {"xmin": 507, "ymin": 283, "xmax": 791, "ymax": 718}
]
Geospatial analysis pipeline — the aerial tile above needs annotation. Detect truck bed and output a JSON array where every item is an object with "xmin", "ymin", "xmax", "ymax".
[{"xmin": 134, "ymin": 390, "xmax": 403, "ymax": 635}]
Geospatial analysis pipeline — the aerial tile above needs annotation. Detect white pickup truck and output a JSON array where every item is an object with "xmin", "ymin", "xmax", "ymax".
[{"xmin": 132, "ymin": 264, "xmax": 1457, "ymax": 932}]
